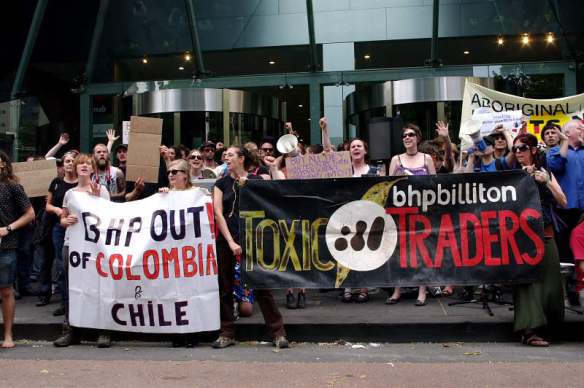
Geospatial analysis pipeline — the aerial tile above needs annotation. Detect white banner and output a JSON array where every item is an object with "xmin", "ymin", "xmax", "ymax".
[
  {"xmin": 460, "ymin": 80, "xmax": 584, "ymax": 148},
  {"xmin": 67, "ymin": 190, "xmax": 219, "ymax": 334}
]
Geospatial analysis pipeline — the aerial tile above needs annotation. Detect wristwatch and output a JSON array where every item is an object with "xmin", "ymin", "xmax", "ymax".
[{"xmin": 6, "ymin": 225, "xmax": 12, "ymax": 233}]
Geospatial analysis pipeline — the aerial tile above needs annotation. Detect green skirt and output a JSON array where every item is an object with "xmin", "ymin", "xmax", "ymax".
[{"xmin": 513, "ymin": 237, "xmax": 564, "ymax": 333}]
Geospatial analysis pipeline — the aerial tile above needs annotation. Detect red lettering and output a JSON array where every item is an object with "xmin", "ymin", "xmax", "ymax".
[
  {"xmin": 387, "ymin": 207, "xmax": 418, "ymax": 268},
  {"xmin": 206, "ymin": 244, "xmax": 218, "ymax": 275},
  {"xmin": 481, "ymin": 211, "xmax": 501, "ymax": 266},
  {"xmin": 162, "ymin": 248, "xmax": 181, "ymax": 278},
  {"xmin": 124, "ymin": 254, "xmax": 141, "ymax": 280},
  {"xmin": 182, "ymin": 246, "xmax": 197, "ymax": 277},
  {"xmin": 460, "ymin": 213, "xmax": 483, "ymax": 267},
  {"xmin": 498, "ymin": 210, "xmax": 523, "ymax": 265},
  {"xmin": 109, "ymin": 254, "xmax": 124, "ymax": 280},
  {"xmin": 96, "ymin": 252, "xmax": 108, "ymax": 277},
  {"xmin": 205, "ymin": 202, "xmax": 216, "ymax": 239},
  {"xmin": 434, "ymin": 214, "xmax": 461, "ymax": 268},
  {"xmin": 143, "ymin": 250, "xmax": 160, "ymax": 279},
  {"xmin": 409, "ymin": 215, "xmax": 432, "ymax": 268},
  {"xmin": 519, "ymin": 209, "xmax": 545, "ymax": 265},
  {"xmin": 198, "ymin": 243, "xmax": 204, "ymax": 276}
]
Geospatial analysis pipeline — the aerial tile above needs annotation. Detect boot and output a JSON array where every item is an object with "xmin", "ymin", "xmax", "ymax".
[{"xmin": 53, "ymin": 324, "xmax": 80, "ymax": 347}]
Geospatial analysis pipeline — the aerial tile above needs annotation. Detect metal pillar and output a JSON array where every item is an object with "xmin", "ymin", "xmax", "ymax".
[
  {"xmin": 11, "ymin": 0, "xmax": 48, "ymax": 99},
  {"xmin": 86, "ymin": 0, "xmax": 110, "ymax": 83},
  {"xmin": 185, "ymin": 0, "xmax": 208, "ymax": 77},
  {"xmin": 309, "ymin": 80, "xmax": 321, "ymax": 144},
  {"xmin": 306, "ymin": 0, "xmax": 320, "ymax": 72},
  {"xmin": 425, "ymin": 0, "xmax": 442, "ymax": 68}
]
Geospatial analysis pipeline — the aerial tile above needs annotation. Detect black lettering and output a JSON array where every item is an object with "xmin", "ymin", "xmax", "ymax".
[
  {"xmin": 187, "ymin": 206, "xmax": 203, "ymax": 238},
  {"xmin": 175, "ymin": 301, "xmax": 189, "ymax": 326},
  {"xmin": 158, "ymin": 304, "xmax": 172, "ymax": 326},
  {"xmin": 82, "ymin": 252, "xmax": 90, "ymax": 269},
  {"xmin": 129, "ymin": 304, "xmax": 145, "ymax": 326},
  {"xmin": 169, "ymin": 210, "xmax": 186, "ymax": 240},
  {"xmin": 112, "ymin": 304, "xmax": 126, "ymax": 326},
  {"xmin": 106, "ymin": 218, "xmax": 124, "ymax": 246},
  {"xmin": 125, "ymin": 217, "xmax": 142, "ymax": 247},
  {"xmin": 151, "ymin": 210, "xmax": 167, "ymax": 241},
  {"xmin": 69, "ymin": 251, "xmax": 81, "ymax": 267},
  {"xmin": 147, "ymin": 301, "xmax": 155, "ymax": 326},
  {"xmin": 82, "ymin": 212, "xmax": 100, "ymax": 243}
]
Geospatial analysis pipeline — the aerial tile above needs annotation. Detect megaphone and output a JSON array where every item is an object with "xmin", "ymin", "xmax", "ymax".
[
  {"xmin": 276, "ymin": 134, "xmax": 300, "ymax": 156},
  {"xmin": 462, "ymin": 119, "xmax": 487, "ymax": 153}
]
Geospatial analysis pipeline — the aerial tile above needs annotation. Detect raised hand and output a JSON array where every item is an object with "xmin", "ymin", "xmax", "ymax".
[
  {"xmin": 59, "ymin": 133, "xmax": 70, "ymax": 145},
  {"xmin": 106, "ymin": 129, "xmax": 120, "ymax": 143},
  {"xmin": 435, "ymin": 121, "xmax": 449, "ymax": 138},
  {"xmin": 319, "ymin": 117, "xmax": 328, "ymax": 132}
]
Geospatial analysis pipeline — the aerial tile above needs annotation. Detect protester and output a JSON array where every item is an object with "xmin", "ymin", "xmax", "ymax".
[
  {"xmin": 187, "ymin": 149, "xmax": 204, "ymax": 181},
  {"xmin": 258, "ymin": 140, "xmax": 275, "ymax": 164},
  {"xmin": 42, "ymin": 151, "xmax": 79, "ymax": 313},
  {"xmin": 53, "ymin": 154, "xmax": 110, "ymax": 347},
  {"xmin": 212, "ymin": 146, "xmax": 288, "ymax": 349},
  {"xmin": 387, "ymin": 124, "xmax": 436, "ymax": 306},
  {"xmin": 0, "ymin": 151, "xmax": 36, "ymax": 348},
  {"xmin": 541, "ymin": 123, "xmax": 563, "ymax": 149},
  {"xmin": 201, "ymin": 141, "xmax": 218, "ymax": 170},
  {"xmin": 570, "ymin": 219, "xmax": 584, "ymax": 309},
  {"xmin": 92, "ymin": 143, "xmax": 126, "ymax": 202},
  {"xmin": 511, "ymin": 133, "xmax": 566, "ymax": 346},
  {"xmin": 114, "ymin": 144, "xmax": 128, "ymax": 175}
]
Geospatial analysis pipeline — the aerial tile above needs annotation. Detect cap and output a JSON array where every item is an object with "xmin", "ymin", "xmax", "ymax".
[
  {"xmin": 199, "ymin": 141, "xmax": 216, "ymax": 150},
  {"xmin": 115, "ymin": 144, "xmax": 128, "ymax": 152}
]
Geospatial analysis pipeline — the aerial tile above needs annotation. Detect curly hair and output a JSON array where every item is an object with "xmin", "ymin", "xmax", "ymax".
[{"xmin": 0, "ymin": 151, "xmax": 18, "ymax": 184}]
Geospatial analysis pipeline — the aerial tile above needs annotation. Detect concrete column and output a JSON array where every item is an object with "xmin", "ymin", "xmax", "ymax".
[{"xmin": 323, "ymin": 43, "xmax": 355, "ymax": 146}]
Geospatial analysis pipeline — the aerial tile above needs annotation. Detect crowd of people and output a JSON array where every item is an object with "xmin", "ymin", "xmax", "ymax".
[{"xmin": 0, "ymin": 116, "xmax": 583, "ymax": 350}]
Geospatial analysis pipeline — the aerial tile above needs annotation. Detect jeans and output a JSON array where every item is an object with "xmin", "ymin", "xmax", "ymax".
[{"xmin": 52, "ymin": 225, "xmax": 66, "ymax": 305}]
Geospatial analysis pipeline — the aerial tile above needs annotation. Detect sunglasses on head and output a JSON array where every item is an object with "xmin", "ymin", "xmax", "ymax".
[
  {"xmin": 512, "ymin": 144, "xmax": 530, "ymax": 153},
  {"xmin": 402, "ymin": 132, "xmax": 416, "ymax": 139},
  {"xmin": 167, "ymin": 169, "xmax": 186, "ymax": 176},
  {"xmin": 189, "ymin": 155, "xmax": 202, "ymax": 160}
]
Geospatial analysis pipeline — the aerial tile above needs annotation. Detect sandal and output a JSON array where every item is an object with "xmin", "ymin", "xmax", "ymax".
[
  {"xmin": 342, "ymin": 291, "xmax": 353, "ymax": 303},
  {"xmin": 522, "ymin": 334, "xmax": 549, "ymax": 347},
  {"xmin": 385, "ymin": 297, "xmax": 400, "ymax": 305},
  {"xmin": 442, "ymin": 287, "xmax": 454, "ymax": 297},
  {"xmin": 414, "ymin": 299, "xmax": 426, "ymax": 306},
  {"xmin": 356, "ymin": 290, "xmax": 369, "ymax": 303}
]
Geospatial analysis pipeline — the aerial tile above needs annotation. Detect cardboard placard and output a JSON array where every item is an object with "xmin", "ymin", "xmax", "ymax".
[
  {"xmin": 12, "ymin": 159, "xmax": 57, "ymax": 197},
  {"xmin": 126, "ymin": 116, "xmax": 163, "ymax": 183},
  {"xmin": 286, "ymin": 151, "xmax": 353, "ymax": 179}
]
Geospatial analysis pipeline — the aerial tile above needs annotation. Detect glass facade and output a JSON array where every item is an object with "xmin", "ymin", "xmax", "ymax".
[{"xmin": 1, "ymin": 0, "xmax": 583, "ymax": 158}]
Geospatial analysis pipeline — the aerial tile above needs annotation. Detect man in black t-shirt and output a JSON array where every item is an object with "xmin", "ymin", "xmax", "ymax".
[{"xmin": 0, "ymin": 151, "xmax": 35, "ymax": 348}]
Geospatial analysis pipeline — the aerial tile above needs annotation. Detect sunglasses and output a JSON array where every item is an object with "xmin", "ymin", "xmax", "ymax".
[
  {"xmin": 261, "ymin": 147, "xmax": 274, "ymax": 153},
  {"xmin": 167, "ymin": 169, "xmax": 186, "ymax": 176},
  {"xmin": 202, "ymin": 148, "xmax": 214, "ymax": 152},
  {"xmin": 189, "ymin": 155, "xmax": 202, "ymax": 160},
  {"xmin": 402, "ymin": 132, "xmax": 416, "ymax": 139},
  {"xmin": 512, "ymin": 144, "xmax": 530, "ymax": 153},
  {"xmin": 493, "ymin": 136, "xmax": 505, "ymax": 141}
]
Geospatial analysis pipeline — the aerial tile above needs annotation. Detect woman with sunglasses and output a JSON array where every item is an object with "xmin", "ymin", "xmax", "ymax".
[
  {"xmin": 188, "ymin": 151, "xmax": 204, "ymax": 182},
  {"xmin": 212, "ymin": 146, "xmax": 289, "ymax": 349},
  {"xmin": 511, "ymin": 133, "xmax": 566, "ymax": 347},
  {"xmin": 387, "ymin": 124, "xmax": 436, "ymax": 307}
]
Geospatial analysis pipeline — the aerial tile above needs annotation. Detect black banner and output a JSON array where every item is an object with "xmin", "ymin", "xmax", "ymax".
[{"xmin": 240, "ymin": 171, "xmax": 545, "ymax": 288}]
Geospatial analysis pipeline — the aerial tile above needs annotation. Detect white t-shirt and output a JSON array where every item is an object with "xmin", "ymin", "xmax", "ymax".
[{"xmin": 62, "ymin": 186, "xmax": 110, "ymax": 246}]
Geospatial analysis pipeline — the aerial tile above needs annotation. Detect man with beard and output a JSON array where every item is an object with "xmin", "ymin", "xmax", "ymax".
[{"xmin": 92, "ymin": 144, "xmax": 126, "ymax": 202}]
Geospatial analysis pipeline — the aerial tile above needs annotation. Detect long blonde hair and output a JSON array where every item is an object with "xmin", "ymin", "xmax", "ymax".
[{"xmin": 168, "ymin": 159, "xmax": 192, "ymax": 190}]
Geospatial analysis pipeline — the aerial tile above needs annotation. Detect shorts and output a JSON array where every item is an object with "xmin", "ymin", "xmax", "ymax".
[{"xmin": 0, "ymin": 249, "xmax": 17, "ymax": 289}]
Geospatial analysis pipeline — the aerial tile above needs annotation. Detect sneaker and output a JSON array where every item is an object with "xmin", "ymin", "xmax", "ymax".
[
  {"xmin": 97, "ymin": 331, "xmax": 111, "ymax": 348},
  {"xmin": 273, "ymin": 336, "xmax": 290, "ymax": 349},
  {"xmin": 212, "ymin": 336, "xmax": 236, "ymax": 349},
  {"xmin": 296, "ymin": 292, "xmax": 306, "ymax": 309},
  {"xmin": 286, "ymin": 292, "xmax": 296, "ymax": 309},
  {"xmin": 53, "ymin": 325, "xmax": 80, "ymax": 347}
]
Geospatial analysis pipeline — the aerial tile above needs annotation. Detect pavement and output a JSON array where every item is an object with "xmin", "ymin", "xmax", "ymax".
[{"xmin": 9, "ymin": 287, "xmax": 584, "ymax": 344}]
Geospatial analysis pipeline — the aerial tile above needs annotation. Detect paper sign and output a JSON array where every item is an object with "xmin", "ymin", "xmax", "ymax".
[
  {"xmin": 286, "ymin": 151, "xmax": 352, "ymax": 179},
  {"xmin": 122, "ymin": 121, "xmax": 130, "ymax": 144},
  {"xmin": 472, "ymin": 110, "xmax": 523, "ymax": 137},
  {"xmin": 13, "ymin": 159, "xmax": 57, "ymax": 197},
  {"xmin": 126, "ymin": 116, "xmax": 163, "ymax": 183}
]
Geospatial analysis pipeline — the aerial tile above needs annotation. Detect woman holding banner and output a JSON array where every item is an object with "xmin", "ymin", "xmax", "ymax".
[
  {"xmin": 511, "ymin": 133, "xmax": 566, "ymax": 347},
  {"xmin": 212, "ymin": 146, "xmax": 289, "ymax": 349},
  {"xmin": 53, "ymin": 154, "xmax": 110, "ymax": 347},
  {"xmin": 387, "ymin": 124, "xmax": 436, "ymax": 307}
]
